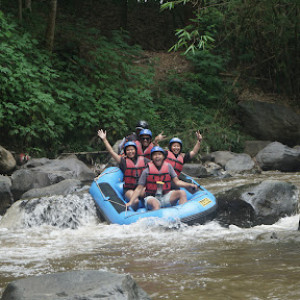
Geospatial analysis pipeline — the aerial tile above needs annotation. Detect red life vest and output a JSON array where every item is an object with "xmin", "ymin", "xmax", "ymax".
[
  {"xmin": 123, "ymin": 157, "xmax": 147, "ymax": 190},
  {"xmin": 145, "ymin": 161, "xmax": 172, "ymax": 196},
  {"xmin": 135, "ymin": 140, "xmax": 154, "ymax": 160},
  {"xmin": 165, "ymin": 151, "xmax": 184, "ymax": 176}
]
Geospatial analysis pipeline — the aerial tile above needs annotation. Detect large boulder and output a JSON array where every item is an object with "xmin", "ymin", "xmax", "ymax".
[
  {"xmin": 182, "ymin": 163, "xmax": 208, "ymax": 177},
  {"xmin": 11, "ymin": 156, "xmax": 95, "ymax": 200},
  {"xmin": 20, "ymin": 179, "xmax": 82, "ymax": 200},
  {"xmin": 0, "ymin": 175, "xmax": 13, "ymax": 215},
  {"xmin": 210, "ymin": 151, "xmax": 236, "ymax": 168},
  {"xmin": 1, "ymin": 270, "xmax": 151, "ymax": 300},
  {"xmin": 0, "ymin": 146, "xmax": 16, "ymax": 174},
  {"xmin": 27, "ymin": 156, "xmax": 95, "ymax": 183},
  {"xmin": 238, "ymin": 101, "xmax": 300, "ymax": 147},
  {"xmin": 11, "ymin": 169, "xmax": 52, "ymax": 201},
  {"xmin": 225, "ymin": 153, "xmax": 256, "ymax": 173},
  {"xmin": 255, "ymin": 142, "xmax": 300, "ymax": 172},
  {"xmin": 0, "ymin": 192, "xmax": 96, "ymax": 229},
  {"xmin": 243, "ymin": 140, "xmax": 272, "ymax": 157},
  {"xmin": 216, "ymin": 180, "xmax": 299, "ymax": 227}
]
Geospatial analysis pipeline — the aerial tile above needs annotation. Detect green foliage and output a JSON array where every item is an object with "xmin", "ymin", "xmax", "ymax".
[
  {"xmin": 220, "ymin": 0, "xmax": 299, "ymax": 99},
  {"xmin": 0, "ymin": 12, "xmax": 63, "ymax": 152},
  {"xmin": 0, "ymin": 2, "xmax": 261, "ymax": 157},
  {"xmin": 151, "ymin": 50, "xmax": 250, "ymax": 154},
  {"xmin": 169, "ymin": 51, "xmax": 225, "ymax": 106},
  {"xmin": 162, "ymin": 0, "xmax": 299, "ymax": 100},
  {"xmin": 162, "ymin": 1, "xmax": 223, "ymax": 54},
  {"xmin": 0, "ymin": 12, "xmax": 155, "ymax": 156}
]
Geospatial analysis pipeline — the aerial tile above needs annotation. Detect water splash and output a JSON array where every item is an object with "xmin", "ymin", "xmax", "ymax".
[{"xmin": 0, "ymin": 193, "xmax": 98, "ymax": 229}]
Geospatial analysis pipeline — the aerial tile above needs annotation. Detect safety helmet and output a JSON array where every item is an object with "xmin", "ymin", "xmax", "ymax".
[
  {"xmin": 124, "ymin": 141, "xmax": 137, "ymax": 152},
  {"xmin": 150, "ymin": 146, "xmax": 166, "ymax": 158},
  {"xmin": 139, "ymin": 129, "xmax": 152, "ymax": 138},
  {"xmin": 136, "ymin": 120, "xmax": 149, "ymax": 130},
  {"xmin": 169, "ymin": 137, "xmax": 183, "ymax": 151}
]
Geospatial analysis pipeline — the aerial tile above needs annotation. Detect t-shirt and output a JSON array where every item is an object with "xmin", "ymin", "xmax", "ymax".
[
  {"xmin": 138, "ymin": 162, "xmax": 177, "ymax": 186},
  {"xmin": 183, "ymin": 152, "xmax": 191, "ymax": 164}
]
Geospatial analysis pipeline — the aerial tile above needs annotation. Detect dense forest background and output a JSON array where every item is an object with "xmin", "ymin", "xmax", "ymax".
[{"xmin": 0, "ymin": 0, "xmax": 299, "ymax": 158}]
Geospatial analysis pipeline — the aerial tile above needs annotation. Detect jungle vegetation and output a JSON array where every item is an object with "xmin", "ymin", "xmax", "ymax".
[{"xmin": 0, "ymin": 0, "xmax": 298, "ymax": 158}]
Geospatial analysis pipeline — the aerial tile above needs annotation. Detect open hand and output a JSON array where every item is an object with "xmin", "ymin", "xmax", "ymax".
[
  {"xmin": 196, "ymin": 131, "xmax": 202, "ymax": 143},
  {"xmin": 98, "ymin": 129, "xmax": 106, "ymax": 140},
  {"xmin": 154, "ymin": 131, "xmax": 167, "ymax": 145}
]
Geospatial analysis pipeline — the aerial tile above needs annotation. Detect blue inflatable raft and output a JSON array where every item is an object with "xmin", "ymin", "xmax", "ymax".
[{"xmin": 89, "ymin": 167, "xmax": 217, "ymax": 225}]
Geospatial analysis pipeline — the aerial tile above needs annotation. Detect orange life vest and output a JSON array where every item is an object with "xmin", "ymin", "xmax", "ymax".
[
  {"xmin": 165, "ymin": 151, "xmax": 184, "ymax": 176},
  {"xmin": 135, "ymin": 140, "xmax": 154, "ymax": 160},
  {"xmin": 123, "ymin": 157, "xmax": 147, "ymax": 190},
  {"xmin": 145, "ymin": 161, "xmax": 172, "ymax": 196}
]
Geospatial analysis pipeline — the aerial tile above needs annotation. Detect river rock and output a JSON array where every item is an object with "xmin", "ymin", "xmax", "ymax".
[
  {"xmin": 25, "ymin": 157, "xmax": 51, "ymax": 168},
  {"xmin": 1, "ymin": 270, "xmax": 151, "ymax": 300},
  {"xmin": 243, "ymin": 140, "xmax": 271, "ymax": 157},
  {"xmin": 216, "ymin": 180, "xmax": 299, "ymax": 227},
  {"xmin": 0, "ymin": 146, "xmax": 16, "ymax": 174},
  {"xmin": 225, "ymin": 153, "xmax": 256, "ymax": 173},
  {"xmin": 10, "ymin": 169, "xmax": 53, "ymax": 201},
  {"xmin": 238, "ymin": 101, "xmax": 300, "ymax": 147},
  {"xmin": 210, "ymin": 151, "xmax": 236, "ymax": 168},
  {"xmin": 182, "ymin": 163, "xmax": 208, "ymax": 177},
  {"xmin": 0, "ymin": 175, "xmax": 13, "ymax": 215},
  {"xmin": 0, "ymin": 191, "xmax": 96, "ymax": 229},
  {"xmin": 203, "ymin": 161, "xmax": 223, "ymax": 176},
  {"xmin": 11, "ymin": 156, "xmax": 95, "ymax": 200},
  {"xmin": 20, "ymin": 179, "xmax": 82, "ymax": 199},
  {"xmin": 255, "ymin": 142, "xmax": 300, "ymax": 171}
]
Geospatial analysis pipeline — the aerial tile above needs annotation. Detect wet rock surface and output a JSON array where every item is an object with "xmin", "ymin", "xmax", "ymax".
[{"xmin": 1, "ymin": 270, "xmax": 151, "ymax": 300}]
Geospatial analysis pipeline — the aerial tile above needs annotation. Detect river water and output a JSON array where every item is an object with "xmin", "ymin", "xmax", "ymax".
[{"xmin": 0, "ymin": 171, "xmax": 299, "ymax": 299}]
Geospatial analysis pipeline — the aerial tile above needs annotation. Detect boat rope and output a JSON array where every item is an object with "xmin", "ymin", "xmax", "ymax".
[
  {"xmin": 94, "ymin": 177, "xmax": 128, "ymax": 216},
  {"xmin": 180, "ymin": 172, "xmax": 201, "ymax": 186},
  {"xmin": 102, "ymin": 193, "xmax": 129, "ymax": 217},
  {"xmin": 94, "ymin": 167, "xmax": 120, "ymax": 181},
  {"xmin": 104, "ymin": 198, "xmax": 126, "ymax": 207}
]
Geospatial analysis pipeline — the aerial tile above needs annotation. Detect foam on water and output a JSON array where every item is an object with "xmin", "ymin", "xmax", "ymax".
[
  {"xmin": 1, "ymin": 172, "xmax": 299, "ymax": 299},
  {"xmin": 0, "ymin": 193, "xmax": 98, "ymax": 229},
  {"xmin": 0, "ymin": 192, "xmax": 299, "ymax": 287}
]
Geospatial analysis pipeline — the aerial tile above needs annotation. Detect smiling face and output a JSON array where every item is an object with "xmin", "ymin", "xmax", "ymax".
[
  {"xmin": 170, "ymin": 142, "xmax": 181, "ymax": 155},
  {"xmin": 140, "ymin": 135, "xmax": 151, "ymax": 148},
  {"xmin": 125, "ymin": 146, "xmax": 136, "ymax": 159},
  {"xmin": 151, "ymin": 151, "xmax": 165, "ymax": 167}
]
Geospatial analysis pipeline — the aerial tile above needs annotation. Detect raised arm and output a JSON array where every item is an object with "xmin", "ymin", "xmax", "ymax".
[
  {"xmin": 98, "ymin": 129, "xmax": 121, "ymax": 164},
  {"xmin": 189, "ymin": 130, "xmax": 203, "ymax": 159},
  {"xmin": 153, "ymin": 131, "xmax": 166, "ymax": 146}
]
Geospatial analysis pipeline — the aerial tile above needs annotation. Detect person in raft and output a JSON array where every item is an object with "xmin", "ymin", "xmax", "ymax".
[
  {"xmin": 126, "ymin": 146, "xmax": 198, "ymax": 211},
  {"xmin": 134, "ymin": 129, "xmax": 155, "ymax": 160},
  {"xmin": 118, "ymin": 120, "xmax": 149, "ymax": 154},
  {"xmin": 98, "ymin": 129, "xmax": 150, "ymax": 203},
  {"xmin": 165, "ymin": 131, "xmax": 203, "ymax": 177},
  {"xmin": 118, "ymin": 120, "xmax": 165, "ymax": 154}
]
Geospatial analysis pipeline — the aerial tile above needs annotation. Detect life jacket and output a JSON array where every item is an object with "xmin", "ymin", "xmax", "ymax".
[
  {"xmin": 145, "ymin": 161, "xmax": 172, "ymax": 196},
  {"xmin": 135, "ymin": 140, "xmax": 154, "ymax": 160},
  {"xmin": 165, "ymin": 151, "xmax": 184, "ymax": 176},
  {"xmin": 123, "ymin": 157, "xmax": 147, "ymax": 190}
]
